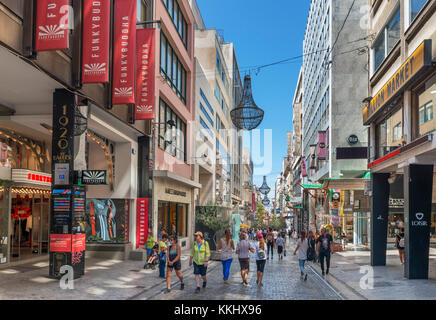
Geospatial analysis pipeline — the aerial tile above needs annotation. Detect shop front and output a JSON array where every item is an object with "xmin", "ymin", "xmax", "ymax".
[
  {"xmin": 153, "ymin": 172, "xmax": 199, "ymax": 250},
  {"xmin": 364, "ymin": 39, "xmax": 436, "ymax": 278}
]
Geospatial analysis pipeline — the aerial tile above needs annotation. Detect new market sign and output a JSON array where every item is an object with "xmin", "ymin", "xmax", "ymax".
[{"xmin": 363, "ymin": 40, "xmax": 432, "ymax": 125}]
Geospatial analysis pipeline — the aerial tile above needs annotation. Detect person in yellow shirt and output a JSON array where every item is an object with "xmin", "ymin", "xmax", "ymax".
[
  {"xmin": 189, "ymin": 231, "xmax": 210, "ymax": 293},
  {"xmin": 144, "ymin": 232, "xmax": 155, "ymax": 257},
  {"xmin": 158, "ymin": 234, "xmax": 168, "ymax": 278}
]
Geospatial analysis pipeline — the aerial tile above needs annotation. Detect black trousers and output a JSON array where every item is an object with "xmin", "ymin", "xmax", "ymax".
[
  {"xmin": 319, "ymin": 250, "xmax": 331, "ymax": 272},
  {"xmin": 267, "ymin": 241, "xmax": 274, "ymax": 257}
]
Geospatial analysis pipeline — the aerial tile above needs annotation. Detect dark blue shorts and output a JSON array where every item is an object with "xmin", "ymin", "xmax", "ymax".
[{"xmin": 193, "ymin": 262, "xmax": 207, "ymax": 276}]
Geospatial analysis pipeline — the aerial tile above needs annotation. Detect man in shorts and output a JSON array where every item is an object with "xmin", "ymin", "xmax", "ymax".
[
  {"xmin": 236, "ymin": 233, "xmax": 255, "ymax": 285},
  {"xmin": 189, "ymin": 231, "xmax": 211, "ymax": 293}
]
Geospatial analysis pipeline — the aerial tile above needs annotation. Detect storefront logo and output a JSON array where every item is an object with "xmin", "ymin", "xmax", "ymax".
[
  {"xmin": 348, "ymin": 134, "xmax": 359, "ymax": 145},
  {"xmin": 82, "ymin": 170, "xmax": 107, "ymax": 185},
  {"xmin": 165, "ymin": 188, "xmax": 187, "ymax": 197},
  {"xmin": 412, "ymin": 212, "xmax": 427, "ymax": 226},
  {"xmin": 84, "ymin": 63, "xmax": 107, "ymax": 74}
]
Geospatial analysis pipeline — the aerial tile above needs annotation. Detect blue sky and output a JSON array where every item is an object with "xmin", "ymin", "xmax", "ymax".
[{"xmin": 197, "ymin": 0, "xmax": 310, "ymax": 205}]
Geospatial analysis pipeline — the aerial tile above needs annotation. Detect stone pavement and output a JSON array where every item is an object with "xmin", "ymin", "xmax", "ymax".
[
  {"xmin": 145, "ymin": 241, "xmax": 339, "ymax": 300},
  {"xmin": 0, "ymin": 241, "xmax": 340, "ymax": 300},
  {"xmin": 308, "ymin": 246, "xmax": 436, "ymax": 300}
]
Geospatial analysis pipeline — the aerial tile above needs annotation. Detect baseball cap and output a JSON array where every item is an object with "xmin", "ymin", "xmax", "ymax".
[
  {"xmin": 258, "ymin": 233, "xmax": 263, "ymax": 238},
  {"xmin": 194, "ymin": 231, "xmax": 203, "ymax": 238}
]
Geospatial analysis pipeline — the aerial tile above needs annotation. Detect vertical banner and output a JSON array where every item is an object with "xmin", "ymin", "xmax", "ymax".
[
  {"xmin": 112, "ymin": 0, "xmax": 137, "ymax": 105},
  {"xmin": 136, "ymin": 29, "xmax": 156, "ymax": 120},
  {"xmin": 317, "ymin": 131, "xmax": 327, "ymax": 160},
  {"xmin": 301, "ymin": 157, "xmax": 307, "ymax": 177},
  {"xmin": 35, "ymin": 0, "xmax": 70, "ymax": 51},
  {"xmin": 82, "ymin": 0, "xmax": 111, "ymax": 83},
  {"xmin": 136, "ymin": 198, "xmax": 149, "ymax": 249},
  {"xmin": 309, "ymin": 144, "xmax": 317, "ymax": 169}
]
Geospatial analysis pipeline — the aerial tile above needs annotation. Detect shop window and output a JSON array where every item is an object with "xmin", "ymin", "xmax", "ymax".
[
  {"xmin": 0, "ymin": 189, "xmax": 9, "ymax": 264},
  {"xmin": 417, "ymin": 75, "xmax": 436, "ymax": 137},
  {"xmin": 376, "ymin": 107, "xmax": 403, "ymax": 158},
  {"xmin": 158, "ymin": 201, "xmax": 188, "ymax": 237}
]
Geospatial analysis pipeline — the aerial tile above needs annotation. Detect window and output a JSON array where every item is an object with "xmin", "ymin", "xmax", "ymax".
[
  {"xmin": 200, "ymin": 89, "xmax": 214, "ymax": 115},
  {"xmin": 372, "ymin": 7, "xmax": 400, "ymax": 72},
  {"xmin": 392, "ymin": 122, "xmax": 402, "ymax": 142},
  {"xmin": 410, "ymin": 0, "xmax": 428, "ymax": 23},
  {"xmin": 160, "ymin": 33, "xmax": 187, "ymax": 103},
  {"xmin": 376, "ymin": 107, "xmax": 403, "ymax": 158},
  {"xmin": 416, "ymin": 75, "xmax": 436, "ymax": 137},
  {"xmin": 200, "ymin": 104, "xmax": 214, "ymax": 126},
  {"xmin": 161, "ymin": 0, "xmax": 188, "ymax": 47},
  {"xmin": 158, "ymin": 99, "xmax": 186, "ymax": 161},
  {"xmin": 158, "ymin": 202, "xmax": 188, "ymax": 238}
]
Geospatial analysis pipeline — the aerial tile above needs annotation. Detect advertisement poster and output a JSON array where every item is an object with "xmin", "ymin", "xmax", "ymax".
[
  {"xmin": 85, "ymin": 199, "xmax": 129, "ymax": 243},
  {"xmin": 135, "ymin": 29, "xmax": 155, "ymax": 120},
  {"xmin": 49, "ymin": 234, "xmax": 72, "ymax": 252},
  {"xmin": 136, "ymin": 198, "xmax": 149, "ymax": 249},
  {"xmin": 112, "ymin": 0, "xmax": 137, "ymax": 105},
  {"xmin": 35, "ymin": 0, "xmax": 69, "ymax": 51},
  {"xmin": 82, "ymin": 0, "xmax": 110, "ymax": 83}
]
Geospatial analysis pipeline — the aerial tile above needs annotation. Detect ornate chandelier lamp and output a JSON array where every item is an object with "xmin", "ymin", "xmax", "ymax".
[
  {"xmin": 258, "ymin": 176, "xmax": 271, "ymax": 195},
  {"xmin": 230, "ymin": 75, "xmax": 264, "ymax": 130},
  {"xmin": 262, "ymin": 195, "xmax": 270, "ymax": 206}
]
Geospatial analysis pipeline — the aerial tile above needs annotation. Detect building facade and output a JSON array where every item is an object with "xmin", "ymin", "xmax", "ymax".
[{"xmin": 363, "ymin": 0, "xmax": 436, "ymax": 279}]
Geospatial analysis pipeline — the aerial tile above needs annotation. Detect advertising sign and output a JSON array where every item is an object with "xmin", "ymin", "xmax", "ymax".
[
  {"xmin": 301, "ymin": 157, "xmax": 307, "ymax": 176},
  {"xmin": 112, "ymin": 0, "xmax": 137, "ymax": 105},
  {"xmin": 50, "ymin": 234, "xmax": 72, "ymax": 252},
  {"xmin": 136, "ymin": 28, "xmax": 155, "ymax": 120},
  {"xmin": 136, "ymin": 198, "xmax": 149, "ymax": 249},
  {"xmin": 35, "ymin": 0, "xmax": 70, "ymax": 51},
  {"xmin": 317, "ymin": 131, "xmax": 327, "ymax": 160},
  {"xmin": 82, "ymin": 0, "xmax": 111, "ymax": 83},
  {"xmin": 81, "ymin": 170, "xmax": 108, "ymax": 185}
]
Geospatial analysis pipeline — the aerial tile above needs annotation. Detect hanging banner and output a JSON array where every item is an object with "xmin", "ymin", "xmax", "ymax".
[
  {"xmin": 309, "ymin": 144, "xmax": 317, "ymax": 169},
  {"xmin": 136, "ymin": 28, "xmax": 156, "ymax": 120},
  {"xmin": 82, "ymin": 0, "xmax": 111, "ymax": 83},
  {"xmin": 112, "ymin": 0, "xmax": 137, "ymax": 105},
  {"xmin": 35, "ymin": 0, "xmax": 70, "ymax": 51},
  {"xmin": 301, "ymin": 157, "xmax": 308, "ymax": 177},
  {"xmin": 136, "ymin": 198, "xmax": 149, "ymax": 249},
  {"xmin": 317, "ymin": 131, "xmax": 327, "ymax": 160}
]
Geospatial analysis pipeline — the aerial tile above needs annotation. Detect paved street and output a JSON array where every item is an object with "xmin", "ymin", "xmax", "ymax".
[{"xmin": 0, "ymin": 241, "xmax": 339, "ymax": 300}]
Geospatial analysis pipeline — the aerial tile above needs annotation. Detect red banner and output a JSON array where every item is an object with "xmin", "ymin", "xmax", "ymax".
[
  {"xmin": 35, "ymin": 0, "xmax": 69, "ymax": 51},
  {"xmin": 135, "ymin": 29, "xmax": 155, "ymax": 120},
  {"xmin": 72, "ymin": 234, "xmax": 86, "ymax": 252},
  {"xmin": 317, "ymin": 131, "xmax": 327, "ymax": 160},
  {"xmin": 50, "ymin": 234, "xmax": 72, "ymax": 252},
  {"xmin": 136, "ymin": 198, "xmax": 149, "ymax": 249},
  {"xmin": 82, "ymin": 0, "xmax": 110, "ymax": 83},
  {"xmin": 112, "ymin": 0, "xmax": 136, "ymax": 105}
]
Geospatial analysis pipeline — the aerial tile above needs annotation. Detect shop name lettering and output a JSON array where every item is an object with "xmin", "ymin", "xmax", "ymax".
[
  {"xmin": 119, "ymin": 17, "xmax": 130, "ymax": 83},
  {"xmin": 53, "ymin": 105, "xmax": 72, "ymax": 162},
  {"xmin": 389, "ymin": 198, "xmax": 404, "ymax": 208},
  {"xmin": 138, "ymin": 42, "xmax": 151, "ymax": 111},
  {"xmin": 165, "ymin": 188, "xmax": 186, "ymax": 197},
  {"xmin": 90, "ymin": 1, "xmax": 103, "ymax": 58}
]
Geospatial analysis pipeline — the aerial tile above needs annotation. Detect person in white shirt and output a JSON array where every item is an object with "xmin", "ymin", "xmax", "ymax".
[{"xmin": 294, "ymin": 231, "xmax": 309, "ymax": 281}]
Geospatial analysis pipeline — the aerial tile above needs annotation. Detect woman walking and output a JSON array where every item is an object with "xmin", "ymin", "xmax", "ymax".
[
  {"xmin": 165, "ymin": 235, "xmax": 184, "ymax": 293},
  {"xmin": 307, "ymin": 230, "xmax": 317, "ymax": 263},
  {"xmin": 252, "ymin": 233, "xmax": 267, "ymax": 286},
  {"xmin": 294, "ymin": 231, "xmax": 309, "ymax": 281},
  {"xmin": 236, "ymin": 232, "xmax": 255, "ymax": 286},
  {"xmin": 218, "ymin": 229, "xmax": 235, "ymax": 284},
  {"xmin": 395, "ymin": 227, "xmax": 405, "ymax": 264}
]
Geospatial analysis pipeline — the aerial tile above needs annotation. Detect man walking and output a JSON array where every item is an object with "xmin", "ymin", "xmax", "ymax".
[
  {"xmin": 316, "ymin": 228, "xmax": 333, "ymax": 276},
  {"xmin": 236, "ymin": 233, "xmax": 255, "ymax": 286},
  {"xmin": 266, "ymin": 228, "xmax": 274, "ymax": 260},
  {"xmin": 189, "ymin": 232, "xmax": 211, "ymax": 293}
]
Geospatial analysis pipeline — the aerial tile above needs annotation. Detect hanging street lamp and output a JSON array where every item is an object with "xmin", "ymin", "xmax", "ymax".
[
  {"xmin": 230, "ymin": 75, "xmax": 264, "ymax": 130},
  {"xmin": 262, "ymin": 195, "xmax": 270, "ymax": 206},
  {"xmin": 259, "ymin": 176, "xmax": 271, "ymax": 195}
]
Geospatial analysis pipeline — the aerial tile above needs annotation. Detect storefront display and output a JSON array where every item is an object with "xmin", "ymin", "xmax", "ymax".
[
  {"xmin": 158, "ymin": 201, "xmax": 188, "ymax": 237},
  {"xmin": 85, "ymin": 199, "xmax": 129, "ymax": 243}
]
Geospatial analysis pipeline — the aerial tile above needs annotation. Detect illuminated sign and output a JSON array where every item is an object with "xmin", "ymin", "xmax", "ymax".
[
  {"xmin": 363, "ymin": 40, "xmax": 432, "ymax": 125},
  {"xmin": 12, "ymin": 169, "xmax": 52, "ymax": 186}
]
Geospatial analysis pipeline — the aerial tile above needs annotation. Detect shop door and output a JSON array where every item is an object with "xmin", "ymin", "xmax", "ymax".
[{"xmin": 31, "ymin": 196, "xmax": 50, "ymax": 255}]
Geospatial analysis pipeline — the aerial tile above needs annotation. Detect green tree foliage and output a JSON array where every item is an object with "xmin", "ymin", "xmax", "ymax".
[
  {"xmin": 196, "ymin": 203, "xmax": 231, "ymax": 247},
  {"xmin": 252, "ymin": 202, "xmax": 267, "ymax": 229}
]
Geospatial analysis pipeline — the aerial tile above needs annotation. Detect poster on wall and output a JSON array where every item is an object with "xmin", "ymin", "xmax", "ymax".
[
  {"xmin": 136, "ymin": 198, "xmax": 149, "ymax": 249},
  {"xmin": 112, "ymin": 0, "xmax": 137, "ymax": 105},
  {"xmin": 82, "ymin": 0, "xmax": 111, "ymax": 83},
  {"xmin": 135, "ymin": 29, "xmax": 155, "ymax": 120},
  {"xmin": 35, "ymin": 0, "xmax": 70, "ymax": 51},
  {"xmin": 85, "ymin": 199, "xmax": 129, "ymax": 243}
]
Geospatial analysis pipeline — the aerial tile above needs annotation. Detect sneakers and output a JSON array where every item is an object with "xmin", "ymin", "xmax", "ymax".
[
  {"xmin": 322, "ymin": 271, "xmax": 325, "ymax": 276},
  {"xmin": 180, "ymin": 283, "xmax": 184, "ymax": 290},
  {"xmin": 202, "ymin": 281, "xmax": 207, "ymax": 288},
  {"xmin": 326, "ymin": 269, "xmax": 329, "ymax": 275},
  {"xmin": 165, "ymin": 288, "xmax": 171, "ymax": 293},
  {"xmin": 304, "ymin": 274, "xmax": 308, "ymax": 281},
  {"xmin": 195, "ymin": 287, "xmax": 201, "ymax": 293}
]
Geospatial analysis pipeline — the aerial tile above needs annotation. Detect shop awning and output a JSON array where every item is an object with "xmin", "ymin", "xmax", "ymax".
[
  {"xmin": 322, "ymin": 177, "xmax": 369, "ymax": 190},
  {"xmin": 301, "ymin": 184, "xmax": 323, "ymax": 189}
]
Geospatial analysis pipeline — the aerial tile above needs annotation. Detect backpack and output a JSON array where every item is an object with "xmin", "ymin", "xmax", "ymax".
[
  {"xmin": 399, "ymin": 236, "xmax": 405, "ymax": 248},
  {"xmin": 306, "ymin": 239, "xmax": 316, "ymax": 261},
  {"xmin": 257, "ymin": 246, "xmax": 266, "ymax": 260}
]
